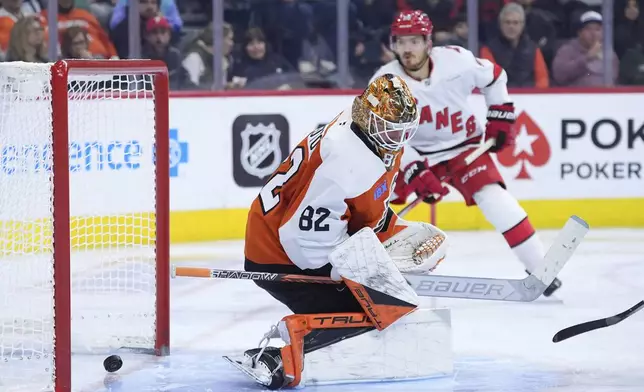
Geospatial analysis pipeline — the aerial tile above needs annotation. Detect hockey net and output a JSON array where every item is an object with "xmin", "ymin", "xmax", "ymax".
[{"xmin": 0, "ymin": 60, "xmax": 170, "ymax": 391}]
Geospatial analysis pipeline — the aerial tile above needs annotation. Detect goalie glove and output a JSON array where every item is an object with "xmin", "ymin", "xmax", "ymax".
[{"xmin": 382, "ymin": 218, "xmax": 448, "ymax": 274}]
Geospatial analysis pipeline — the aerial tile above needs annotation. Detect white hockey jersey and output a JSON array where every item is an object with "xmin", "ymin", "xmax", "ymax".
[
  {"xmin": 371, "ymin": 46, "xmax": 510, "ymax": 166},
  {"xmin": 245, "ymin": 109, "xmax": 402, "ymax": 271}
]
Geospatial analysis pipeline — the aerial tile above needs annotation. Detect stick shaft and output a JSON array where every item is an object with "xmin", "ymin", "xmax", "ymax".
[
  {"xmin": 173, "ymin": 266, "xmax": 338, "ymax": 284},
  {"xmin": 172, "ymin": 216, "xmax": 586, "ymax": 302}
]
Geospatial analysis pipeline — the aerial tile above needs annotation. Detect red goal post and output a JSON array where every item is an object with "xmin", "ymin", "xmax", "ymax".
[{"xmin": 0, "ymin": 60, "xmax": 170, "ymax": 392}]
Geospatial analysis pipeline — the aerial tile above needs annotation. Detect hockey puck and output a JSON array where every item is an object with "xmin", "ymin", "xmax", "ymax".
[{"xmin": 103, "ymin": 355, "xmax": 123, "ymax": 373}]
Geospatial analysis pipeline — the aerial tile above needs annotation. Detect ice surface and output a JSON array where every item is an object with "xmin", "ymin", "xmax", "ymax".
[{"xmin": 61, "ymin": 229, "xmax": 644, "ymax": 391}]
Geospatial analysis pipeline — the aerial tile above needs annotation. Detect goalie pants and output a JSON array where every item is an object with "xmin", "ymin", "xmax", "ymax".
[
  {"xmin": 245, "ymin": 258, "xmax": 372, "ymax": 352},
  {"xmin": 244, "ymin": 259, "xmax": 363, "ymax": 314}
]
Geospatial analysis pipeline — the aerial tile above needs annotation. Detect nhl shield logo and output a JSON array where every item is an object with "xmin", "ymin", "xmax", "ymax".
[
  {"xmin": 232, "ymin": 114, "xmax": 290, "ymax": 187},
  {"xmin": 240, "ymin": 122, "xmax": 282, "ymax": 178}
]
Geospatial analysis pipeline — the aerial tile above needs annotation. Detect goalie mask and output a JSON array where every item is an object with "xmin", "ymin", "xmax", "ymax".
[{"xmin": 352, "ymin": 73, "xmax": 419, "ymax": 169}]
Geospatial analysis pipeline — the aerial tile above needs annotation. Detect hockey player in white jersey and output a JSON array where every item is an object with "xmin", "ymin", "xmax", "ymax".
[{"xmin": 372, "ymin": 10, "xmax": 561, "ymax": 296}]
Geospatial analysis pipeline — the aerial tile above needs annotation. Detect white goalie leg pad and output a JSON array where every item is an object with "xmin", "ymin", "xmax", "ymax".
[
  {"xmin": 329, "ymin": 227, "xmax": 419, "ymax": 312},
  {"xmin": 383, "ymin": 218, "xmax": 449, "ymax": 274},
  {"xmin": 301, "ymin": 308, "xmax": 453, "ymax": 386}
]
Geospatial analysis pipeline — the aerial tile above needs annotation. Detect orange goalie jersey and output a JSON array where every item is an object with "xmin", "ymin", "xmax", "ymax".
[{"xmin": 245, "ymin": 110, "xmax": 404, "ymax": 270}]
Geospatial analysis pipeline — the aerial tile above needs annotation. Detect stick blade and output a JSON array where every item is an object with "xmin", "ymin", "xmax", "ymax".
[
  {"xmin": 553, "ymin": 300, "xmax": 644, "ymax": 343},
  {"xmin": 552, "ymin": 319, "xmax": 606, "ymax": 342},
  {"xmin": 406, "ymin": 215, "xmax": 589, "ymax": 302}
]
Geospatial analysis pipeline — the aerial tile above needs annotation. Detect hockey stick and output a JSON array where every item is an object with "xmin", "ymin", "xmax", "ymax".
[
  {"xmin": 172, "ymin": 266, "xmax": 337, "ymax": 284},
  {"xmin": 404, "ymin": 215, "xmax": 588, "ymax": 301},
  {"xmin": 398, "ymin": 138, "xmax": 496, "ymax": 218},
  {"xmin": 172, "ymin": 215, "xmax": 587, "ymax": 302},
  {"xmin": 552, "ymin": 300, "xmax": 644, "ymax": 343}
]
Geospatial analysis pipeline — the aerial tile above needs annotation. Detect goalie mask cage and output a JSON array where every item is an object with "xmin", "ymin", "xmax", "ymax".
[{"xmin": 0, "ymin": 60, "xmax": 170, "ymax": 392}]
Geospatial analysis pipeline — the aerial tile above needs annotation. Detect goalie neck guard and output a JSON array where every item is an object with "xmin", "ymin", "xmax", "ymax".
[{"xmin": 351, "ymin": 73, "xmax": 419, "ymax": 170}]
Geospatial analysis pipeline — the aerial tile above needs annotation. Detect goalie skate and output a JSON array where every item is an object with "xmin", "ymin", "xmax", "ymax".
[{"xmin": 223, "ymin": 347, "xmax": 287, "ymax": 390}]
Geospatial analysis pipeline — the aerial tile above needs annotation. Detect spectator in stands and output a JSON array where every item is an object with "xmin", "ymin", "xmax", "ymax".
[
  {"xmin": 451, "ymin": 15, "xmax": 469, "ymax": 47},
  {"xmin": 454, "ymin": 0, "xmax": 509, "ymax": 43},
  {"xmin": 350, "ymin": 28, "xmax": 395, "ymax": 88},
  {"xmin": 434, "ymin": 14, "xmax": 468, "ymax": 47},
  {"xmin": 85, "ymin": 0, "xmax": 116, "ymax": 29},
  {"xmin": 0, "ymin": 0, "xmax": 41, "ymax": 57},
  {"xmin": 298, "ymin": 25, "xmax": 337, "ymax": 77},
  {"xmin": 250, "ymin": 0, "xmax": 314, "ymax": 69},
  {"xmin": 552, "ymin": 11, "xmax": 618, "ymax": 86},
  {"xmin": 6, "ymin": 14, "xmax": 47, "ymax": 62},
  {"xmin": 110, "ymin": 0, "xmax": 181, "ymax": 33},
  {"xmin": 142, "ymin": 16, "xmax": 184, "ymax": 89},
  {"xmin": 42, "ymin": 0, "xmax": 118, "ymax": 59},
  {"xmin": 558, "ymin": 1, "xmax": 595, "ymax": 39},
  {"xmin": 348, "ymin": 0, "xmax": 397, "ymax": 87},
  {"xmin": 110, "ymin": 0, "xmax": 180, "ymax": 59},
  {"xmin": 614, "ymin": 0, "xmax": 643, "ymax": 58},
  {"xmin": 380, "ymin": 38, "xmax": 396, "ymax": 64},
  {"xmin": 619, "ymin": 42, "xmax": 644, "ymax": 85},
  {"xmin": 182, "ymin": 22, "xmax": 234, "ymax": 90},
  {"xmin": 352, "ymin": 0, "xmax": 398, "ymax": 33},
  {"xmin": 618, "ymin": 1, "xmax": 644, "ymax": 84},
  {"xmin": 480, "ymin": 3, "xmax": 549, "ymax": 88},
  {"xmin": 230, "ymin": 27, "xmax": 293, "ymax": 89},
  {"xmin": 513, "ymin": 0, "xmax": 558, "ymax": 67},
  {"xmin": 60, "ymin": 25, "xmax": 93, "ymax": 59},
  {"xmin": 402, "ymin": 0, "xmax": 458, "ymax": 33}
]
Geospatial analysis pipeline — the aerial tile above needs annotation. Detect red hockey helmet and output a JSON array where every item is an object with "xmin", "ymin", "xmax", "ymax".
[{"xmin": 391, "ymin": 10, "xmax": 433, "ymax": 37}]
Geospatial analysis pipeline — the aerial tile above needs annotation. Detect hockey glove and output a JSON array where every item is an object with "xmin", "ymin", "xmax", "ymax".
[
  {"xmin": 401, "ymin": 160, "xmax": 449, "ymax": 204},
  {"xmin": 382, "ymin": 218, "xmax": 449, "ymax": 274},
  {"xmin": 485, "ymin": 103, "xmax": 516, "ymax": 152}
]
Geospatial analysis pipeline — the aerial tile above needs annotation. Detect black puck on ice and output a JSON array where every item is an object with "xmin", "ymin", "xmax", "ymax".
[{"xmin": 103, "ymin": 355, "xmax": 123, "ymax": 373}]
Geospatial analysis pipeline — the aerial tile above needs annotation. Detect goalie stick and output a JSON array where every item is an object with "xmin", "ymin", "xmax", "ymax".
[
  {"xmin": 405, "ymin": 215, "xmax": 587, "ymax": 301},
  {"xmin": 173, "ymin": 215, "xmax": 587, "ymax": 302},
  {"xmin": 398, "ymin": 138, "xmax": 496, "ymax": 218},
  {"xmin": 552, "ymin": 300, "xmax": 644, "ymax": 343},
  {"xmin": 172, "ymin": 267, "xmax": 337, "ymax": 284}
]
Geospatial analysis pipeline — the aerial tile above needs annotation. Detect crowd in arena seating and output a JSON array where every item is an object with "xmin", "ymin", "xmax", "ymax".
[{"xmin": 0, "ymin": 0, "xmax": 642, "ymax": 89}]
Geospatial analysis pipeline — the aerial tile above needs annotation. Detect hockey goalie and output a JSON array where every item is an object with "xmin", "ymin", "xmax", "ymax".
[{"xmin": 228, "ymin": 74, "xmax": 452, "ymax": 389}]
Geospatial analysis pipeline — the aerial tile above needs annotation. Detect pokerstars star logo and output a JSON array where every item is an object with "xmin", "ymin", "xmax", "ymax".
[{"xmin": 496, "ymin": 111, "xmax": 551, "ymax": 179}]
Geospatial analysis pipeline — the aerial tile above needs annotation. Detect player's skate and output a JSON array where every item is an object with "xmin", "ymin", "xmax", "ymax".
[
  {"xmin": 526, "ymin": 269, "xmax": 562, "ymax": 297},
  {"xmin": 223, "ymin": 325, "xmax": 288, "ymax": 390},
  {"xmin": 543, "ymin": 277, "xmax": 562, "ymax": 297}
]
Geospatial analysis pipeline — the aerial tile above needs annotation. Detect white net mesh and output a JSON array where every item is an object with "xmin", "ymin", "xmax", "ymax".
[{"xmin": 0, "ymin": 62, "xmax": 160, "ymax": 391}]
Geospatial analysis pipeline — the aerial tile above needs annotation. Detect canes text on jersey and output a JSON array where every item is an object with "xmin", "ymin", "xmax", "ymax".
[{"xmin": 416, "ymin": 101, "xmax": 477, "ymax": 137}]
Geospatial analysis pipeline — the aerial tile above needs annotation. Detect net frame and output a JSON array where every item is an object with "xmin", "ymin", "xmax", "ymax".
[{"xmin": 48, "ymin": 59, "xmax": 170, "ymax": 391}]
